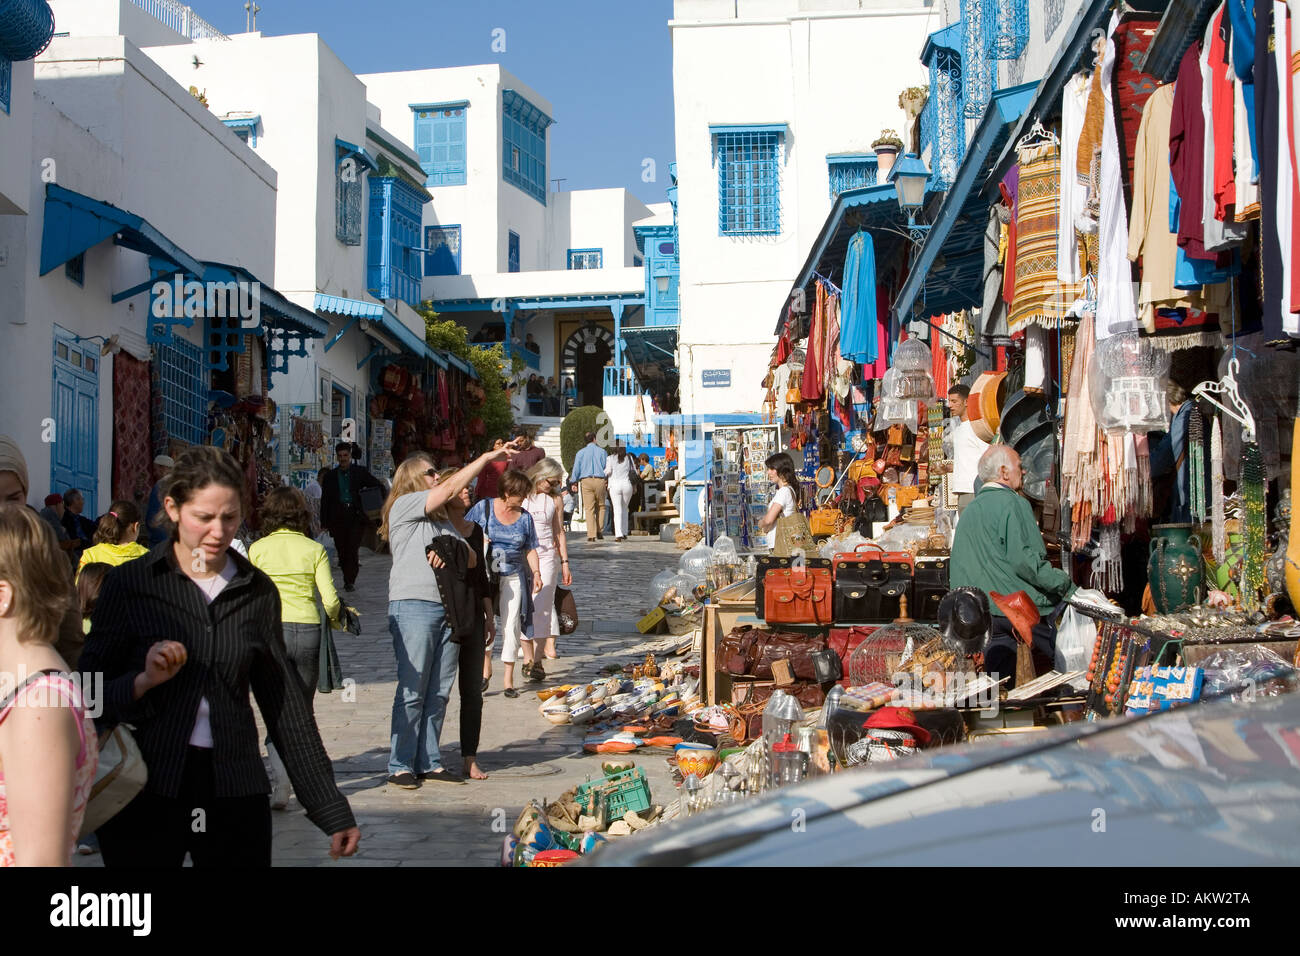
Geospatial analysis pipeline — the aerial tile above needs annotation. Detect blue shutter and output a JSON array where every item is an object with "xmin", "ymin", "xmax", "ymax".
[{"xmin": 51, "ymin": 331, "xmax": 99, "ymax": 513}]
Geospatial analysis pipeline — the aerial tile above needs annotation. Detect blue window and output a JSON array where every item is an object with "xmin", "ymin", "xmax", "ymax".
[
  {"xmin": 222, "ymin": 115, "xmax": 259, "ymax": 147},
  {"xmin": 827, "ymin": 155, "xmax": 878, "ymax": 198},
  {"xmin": 567, "ymin": 248, "xmax": 602, "ymax": 270},
  {"xmin": 508, "ymin": 231, "xmax": 520, "ymax": 273},
  {"xmin": 502, "ymin": 89, "xmax": 551, "ymax": 204},
  {"xmin": 65, "ymin": 253, "xmax": 84, "ymax": 286},
  {"xmin": 0, "ymin": 54, "xmax": 10, "ymax": 115},
  {"xmin": 413, "ymin": 103, "xmax": 467, "ymax": 187},
  {"xmin": 424, "ymin": 225, "xmax": 461, "ymax": 276},
  {"xmin": 156, "ymin": 337, "xmax": 208, "ymax": 447},
  {"xmin": 367, "ymin": 177, "xmax": 426, "ymax": 307},
  {"xmin": 336, "ymin": 145, "xmax": 363, "ymax": 246},
  {"xmin": 712, "ymin": 126, "xmax": 783, "ymax": 236}
]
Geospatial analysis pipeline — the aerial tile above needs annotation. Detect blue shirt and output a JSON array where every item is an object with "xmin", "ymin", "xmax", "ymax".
[
  {"xmin": 467, "ymin": 499, "xmax": 538, "ymax": 575},
  {"xmin": 571, "ymin": 442, "xmax": 609, "ymax": 482}
]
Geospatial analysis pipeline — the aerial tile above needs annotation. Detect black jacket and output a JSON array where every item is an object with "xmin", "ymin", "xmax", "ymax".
[
  {"xmin": 79, "ymin": 543, "xmax": 356, "ymax": 835},
  {"xmin": 320, "ymin": 464, "xmax": 382, "ymax": 531},
  {"xmin": 427, "ymin": 535, "xmax": 478, "ymax": 644}
]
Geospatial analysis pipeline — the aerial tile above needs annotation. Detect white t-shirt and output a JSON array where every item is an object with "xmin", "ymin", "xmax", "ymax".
[
  {"xmin": 950, "ymin": 420, "xmax": 991, "ymax": 494},
  {"xmin": 188, "ymin": 557, "xmax": 237, "ymax": 749},
  {"xmin": 765, "ymin": 485, "xmax": 797, "ymax": 549}
]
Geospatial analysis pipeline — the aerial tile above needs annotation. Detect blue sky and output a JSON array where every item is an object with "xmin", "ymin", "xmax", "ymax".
[{"xmin": 192, "ymin": 0, "xmax": 677, "ymax": 205}]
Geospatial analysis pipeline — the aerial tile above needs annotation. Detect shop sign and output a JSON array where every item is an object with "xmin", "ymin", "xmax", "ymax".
[{"xmin": 702, "ymin": 369, "xmax": 731, "ymax": 388}]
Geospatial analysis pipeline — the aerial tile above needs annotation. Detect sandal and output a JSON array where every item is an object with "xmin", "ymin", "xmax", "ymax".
[
  {"xmin": 504, "ymin": 687, "xmax": 519, "ymax": 699},
  {"xmin": 482, "ymin": 677, "xmax": 490, "ymax": 693},
  {"xmin": 528, "ymin": 662, "xmax": 546, "ymax": 683}
]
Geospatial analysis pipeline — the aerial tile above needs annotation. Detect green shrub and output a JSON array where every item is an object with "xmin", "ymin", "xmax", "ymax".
[
  {"xmin": 418, "ymin": 312, "xmax": 521, "ymax": 450},
  {"xmin": 560, "ymin": 405, "xmax": 608, "ymax": 475}
]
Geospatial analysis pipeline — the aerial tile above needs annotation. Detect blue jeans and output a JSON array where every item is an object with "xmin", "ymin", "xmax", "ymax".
[{"xmin": 387, "ymin": 600, "xmax": 460, "ymax": 775}]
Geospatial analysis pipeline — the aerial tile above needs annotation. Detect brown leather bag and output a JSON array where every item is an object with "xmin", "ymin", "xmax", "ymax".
[
  {"xmin": 763, "ymin": 568, "xmax": 832, "ymax": 625},
  {"xmin": 718, "ymin": 626, "xmax": 828, "ymax": 681}
]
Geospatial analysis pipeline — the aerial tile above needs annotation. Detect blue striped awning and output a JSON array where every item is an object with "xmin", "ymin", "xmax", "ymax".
[{"xmin": 315, "ymin": 293, "xmax": 384, "ymax": 319}]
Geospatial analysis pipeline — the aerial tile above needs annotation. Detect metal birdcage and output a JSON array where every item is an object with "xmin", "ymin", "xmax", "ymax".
[{"xmin": 847, "ymin": 617, "xmax": 941, "ymax": 686}]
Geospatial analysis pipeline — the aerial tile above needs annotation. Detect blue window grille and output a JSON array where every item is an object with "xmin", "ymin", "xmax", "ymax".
[
  {"xmin": 712, "ymin": 128, "xmax": 782, "ymax": 236},
  {"xmin": 962, "ymin": 0, "xmax": 996, "ymax": 120},
  {"xmin": 336, "ymin": 145, "xmax": 363, "ymax": 246},
  {"xmin": 922, "ymin": 27, "xmax": 966, "ymax": 187},
  {"xmin": 424, "ymin": 225, "xmax": 461, "ymax": 276},
  {"xmin": 567, "ymin": 248, "xmax": 602, "ymax": 270},
  {"xmin": 0, "ymin": 54, "xmax": 10, "ymax": 114},
  {"xmin": 991, "ymin": 0, "xmax": 1029, "ymax": 59},
  {"xmin": 502, "ymin": 89, "xmax": 551, "ymax": 204},
  {"xmin": 65, "ymin": 253, "xmax": 84, "ymax": 286},
  {"xmin": 366, "ymin": 177, "xmax": 425, "ymax": 306},
  {"xmin": 413, "ymin": 103, "xmax": 467, "ymax": 187},
  {"xmin": 508, "ymin": 231, "xmax": 520, "ymax": 273},
  {"xmin": 156, "ymin": 337, "xmax": 208, "ymax": 447},
  {"xmin": 827, "ymin": 155, "xmax": 878, "ymax": 198}
]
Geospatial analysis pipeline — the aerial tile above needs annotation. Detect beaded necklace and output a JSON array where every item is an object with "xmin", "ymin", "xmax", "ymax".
[{"xmin": 1240, "ymin": 442, "xmax": 1267, "ymax": 612}]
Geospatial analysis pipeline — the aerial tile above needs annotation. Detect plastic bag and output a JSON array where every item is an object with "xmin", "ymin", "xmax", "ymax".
[
  {"xmin": 679, "ymin": 542, "xmax": 715, "ymax": 583},
  {"xmin": 647, "ymin": 569, "xmax": 679, "ymax": 608},
  {"xmin": 1199, "ymin": 645, "xmax": 1298, "ymax": 700},
  {"xmin": 1054, "ymin": 606, "xmax": 1099, "ymax": 672}
]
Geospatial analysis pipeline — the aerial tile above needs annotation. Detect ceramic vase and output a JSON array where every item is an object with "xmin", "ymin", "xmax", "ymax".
[{"xmin": 1147, "ymin": 523, "xmax": 1203, "ymax": 613}]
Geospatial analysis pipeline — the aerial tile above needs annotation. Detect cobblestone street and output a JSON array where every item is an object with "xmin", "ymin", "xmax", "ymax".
[{"xmin": 75, "ymin": 535, "xmax": 686, "ymax": 868}]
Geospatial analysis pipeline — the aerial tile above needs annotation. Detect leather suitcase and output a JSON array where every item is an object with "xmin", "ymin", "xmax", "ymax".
[
  {"xmin": 832, "ymin": 559, "xmax": 912, "ymax": 622},
  {"xmin": 754, "ymin": 555, "xmax": 830, "ymax": 617},
  {"xmin": 913, "ymin": 556, "xmax": 949, "ymax": 621}
]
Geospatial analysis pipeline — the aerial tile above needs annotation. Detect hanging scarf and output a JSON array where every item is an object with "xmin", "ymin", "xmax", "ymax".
[
  {"xmin": 1063, "ymin": 313, "xmax": 1101, "ymax": 546},
  {"xmin": 802, "ymin": 282, "xmax": 827, "ymax": 402}
]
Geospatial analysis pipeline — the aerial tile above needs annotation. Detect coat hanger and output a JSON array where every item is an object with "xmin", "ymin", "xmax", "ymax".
[
  {"xmin": 1193, "ymin": 357, "xmax": 1256, "ymax": 443},
  {"xmin": 1016, "ymin": 119, "xmax": 1060, "ymax": 152}
]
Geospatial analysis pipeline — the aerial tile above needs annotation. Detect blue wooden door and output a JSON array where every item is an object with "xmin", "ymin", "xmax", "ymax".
[{"xmin": 51, "ymin": 328, "xmax": 99, "ymax": 515}]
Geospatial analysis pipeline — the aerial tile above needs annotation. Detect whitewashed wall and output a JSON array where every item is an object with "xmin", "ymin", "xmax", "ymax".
[
  {"xmin": 670, "ymin": 0, "xmax": 933, "ymax": 416},
  {"xmin": 47, "ymin": 0, "xmax": 193, "ymax": 48},
  {"xmin": 0, "ymin": 59, "xmax": 33, "ymax": 216},
  {"xmin": 1, "ymin": 36, "xmax": 277, "ymax": 506}
]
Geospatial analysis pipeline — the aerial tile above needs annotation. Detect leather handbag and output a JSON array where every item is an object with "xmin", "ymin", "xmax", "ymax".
[
  {"xmin": 913, "ymin": 556, "xmax": 949, "ymax": 622},
  {"xmin": 763, "ymin": 568, "xmax": 832, "ymax": 625},
  {"xmin": 773, "ymin": 511, "xmax": 814, "ymax": 557},
  {"xmin": 810, "ymin": 646, "xmax": 843, "ymax": 682},
  {"xmin": 832, "ymin": 549, "xmax": 913, "ymax": 623},
  {"xmin": 718, "ymin": 626, "xmax": 828, "ymax": 681},
  {"xmin": 809, "ymin": 507, "xmax": 841, "ymax": 537},
  {"xmin": 554, "ymin": 587, "xmax": 578, "ymax": 635},
  {"xmin": 755, "ymin": 556, "xmax": 829, "ymax": 616},
  {"xmin": 734, "ymin": 680, "xmax": 826, "ymax": 710}
]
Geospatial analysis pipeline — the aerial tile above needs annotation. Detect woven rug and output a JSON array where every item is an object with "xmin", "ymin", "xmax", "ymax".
[
  {"xmin": 1111, "ymin": 17, "xmax": 1162, "ymax": 215},
  {"xmin": 112, "ymin": 351, "xmax": 153, "ymax": 505},
  {"xmin": 1010, "ymin": 142, "xmax": 1077, "ymax": 331},
  {"xmin": 1148, "ymin": 307, "xmax": 1224, "ymax": 350}
]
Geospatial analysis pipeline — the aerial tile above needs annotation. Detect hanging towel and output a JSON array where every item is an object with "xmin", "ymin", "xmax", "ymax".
[{"xmin": 839, "ymin": 230, "xmax": 879, "ymax": 365}]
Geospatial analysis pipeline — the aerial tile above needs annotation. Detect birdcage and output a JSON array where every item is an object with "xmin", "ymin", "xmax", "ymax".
[{"xmin": 847, "ymin": 614, "xmax": 942, "ymax": 686}]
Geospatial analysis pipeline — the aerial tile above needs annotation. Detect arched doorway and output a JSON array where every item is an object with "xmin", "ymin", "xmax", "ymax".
[{"xmin": 561, "ymin": 324, "xmax": 617, "ymax": 408}]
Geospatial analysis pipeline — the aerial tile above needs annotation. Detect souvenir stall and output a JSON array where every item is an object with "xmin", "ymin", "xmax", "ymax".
[
  {"xmin": 206, "ymin": 334, "xmax": 279, "ymax": 528},
  {"xmin": 366, "ymin": 355, "xmax": 488, "ymax": 470},
  {"xmin": 706, "ymin": 423, "xmax": 782, "ymax": 548},
  {"xmin": 275, "ymin": 403, "xmax": 330, "ymax": 490}
]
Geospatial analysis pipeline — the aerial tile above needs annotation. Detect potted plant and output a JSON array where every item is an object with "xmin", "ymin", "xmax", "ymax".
[
  {"xmin": 872, "ymin": 130, "xmax": 904, "ymax": 177},
  {"xmin": 898, "ymin": 86, "xmax": 929, "ymax": 118}
]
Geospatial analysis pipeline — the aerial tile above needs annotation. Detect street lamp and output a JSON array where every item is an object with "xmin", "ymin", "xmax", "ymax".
[{"xmin": 891, "ymin": 152, "xmax": 931, "ymax": 245}]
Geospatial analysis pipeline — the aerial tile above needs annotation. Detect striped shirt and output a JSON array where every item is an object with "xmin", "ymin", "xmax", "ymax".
[{"xmin": 79, "ymin": 542, "xmax": 355, "ymax": 835}]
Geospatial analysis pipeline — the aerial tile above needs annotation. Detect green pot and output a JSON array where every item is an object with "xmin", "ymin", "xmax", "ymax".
[{"xmin": 1147, "ymin": 523, "xmax": 1204, "ymax": 613}]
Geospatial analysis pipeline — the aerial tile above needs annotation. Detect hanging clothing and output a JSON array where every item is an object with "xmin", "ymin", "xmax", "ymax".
[
  {"xmin": 839, "ymin": 230, "xmax": 878, "ymax": 365},
  {"xmin": 982, "ymin": 204, "xmax": 1010, "ymax": 338},
  {"xmin": 1059, "ymin": 73, "xmax": 1092, "ymax": 286},
  {"xmin": 1097, "ymin": 15, "xmax": 1139, "ymax": 341},
  {"xmin": 1170, "ymin": 42, "xmax": 1216, "ymax": 260},
  {"xmin": 802, "ymin": 283, "xmax": 826, "ymax": 402},
  {"xmin": 999, "ymin": 167, "xmax": 1020, "ymax": 307},
  {"xmin": 1110, "ymin": 16, "xmax": 1164, "ymax": 216},
  {"xmin": 1011, "ymin": 142, "xmax": 1075, "ymax": 332},
  {"xmin": 1290, "ymin": 4, "xmax": 1300, "ymax": 315},
  {"xmin": 1211, "ymin": 6, "xmax": 1239, "ymax": 221},
  {"xmin": 1170, "ymin": 175, "xmax": 1241, "ymax": 288},
  {"xmin": 1255, "ymin": 0, "xmax": 1294, "ymax": 339},
  {"xmin": 1227, "ymin": 0, "xmax": 1260, "ymax": 178},
  {"xmin": 1202, "ymin": 12, "xmax": 1250, "ymax": 251}
]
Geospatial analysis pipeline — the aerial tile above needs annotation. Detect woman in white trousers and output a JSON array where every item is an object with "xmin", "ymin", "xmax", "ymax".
[
  {"xmin": 604, "ymin": 447, "xmax": 636, "ymax": 542},
  {"xmin": 524, "ymin": 458, "xmax": 571, "ymax": 664}
]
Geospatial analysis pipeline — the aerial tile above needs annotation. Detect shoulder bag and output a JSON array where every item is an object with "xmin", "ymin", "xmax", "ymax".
[{"xmin": 773, "ymin": 511, "xmax": 814, "ymax": 557}]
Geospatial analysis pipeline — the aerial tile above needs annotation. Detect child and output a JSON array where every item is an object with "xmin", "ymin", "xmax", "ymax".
[
  {"xmin": 76, "ymin": 499, "xmax": 149, "ymax": 579},
  {"xmin": 562, "ymin": 482, "xmax": 576, "ymax": 531},
  {"xmin": 76, "ymin": 562, "xmax": 112, "ymax": 635}
]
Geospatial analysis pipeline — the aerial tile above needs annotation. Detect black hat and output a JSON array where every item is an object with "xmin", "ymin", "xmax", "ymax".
[{"xmin": 937, "ymin": 587, "xmax": 991, "ymax": 656}]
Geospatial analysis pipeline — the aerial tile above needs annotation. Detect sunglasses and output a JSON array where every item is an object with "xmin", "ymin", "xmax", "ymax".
[{"xmin": 424, "ymin": 468, "xmax": 439, "ymax": 478}]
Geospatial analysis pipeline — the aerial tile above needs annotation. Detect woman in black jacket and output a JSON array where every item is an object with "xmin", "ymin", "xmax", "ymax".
[{"xmin": 80, "ymin": 446, "xmax": 360, "ymax": 867}]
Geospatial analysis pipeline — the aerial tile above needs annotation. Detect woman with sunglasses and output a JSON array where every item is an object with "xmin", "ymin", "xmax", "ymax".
[
  {"xmin": 378, "ymin": 444, "xmax": 514, "ymax": 789},
  {"xmin": 523, "ymin": 458, "xmax": 571, "ymax": 667}
]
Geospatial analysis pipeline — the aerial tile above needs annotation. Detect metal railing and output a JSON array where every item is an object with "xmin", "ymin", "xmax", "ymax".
[
  {"xmin": 603, "ymin": 364, "xmax": 639, "ymax": 397},
  {"xmin": 126, "ymin": 0, "xmax": 230, "ymax": 40}
]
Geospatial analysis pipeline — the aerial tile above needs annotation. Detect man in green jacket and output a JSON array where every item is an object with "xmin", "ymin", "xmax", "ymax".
[{"xmin": 950, "ymin": 444, "xmax": 1077, "ymax": 686}]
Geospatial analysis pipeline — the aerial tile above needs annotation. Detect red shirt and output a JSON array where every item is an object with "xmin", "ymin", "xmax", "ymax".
[
  {"xmin": 509, "ymin": 446, "xmax": 546, "ymax": 473},
  {"xmin": 476, "ymin": 460, "xmax": 507, "ymax": 500}
]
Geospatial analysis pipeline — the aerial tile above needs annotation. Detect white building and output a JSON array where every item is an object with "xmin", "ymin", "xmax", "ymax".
[
  {"xmin": 0, "ymin": 19, "xmax": 296, "ymax": 513},
  {"xmin": 360, "ymin": 65, "xmax": 666, "ymax": 436},
  {"xmin": 669, "ymin": 0, "xmax": 934, "ymax": 418}
]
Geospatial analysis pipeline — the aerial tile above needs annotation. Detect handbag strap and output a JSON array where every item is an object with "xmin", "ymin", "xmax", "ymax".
[{"xmin": 0, "ymin": 667, "xmax": 64, "ymax": 716}]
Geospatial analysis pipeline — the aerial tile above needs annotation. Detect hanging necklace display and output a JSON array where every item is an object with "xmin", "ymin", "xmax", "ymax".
[
  {"xmin": 1240, "ymin": 442, "xmax": 1267, "ymax": 612},
  {"xmin": 1090, "ymin": 524, "xmax": 1123, "ymax": 592},
  {"xmin": 1211, "ymin": 418, "xmax": 1226, "ymax": 563},
  {"xmin": 1188, "ymin": 408, "xmax": 1206, "ymax": 523}
]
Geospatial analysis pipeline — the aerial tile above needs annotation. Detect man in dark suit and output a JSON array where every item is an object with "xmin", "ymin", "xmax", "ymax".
[{"xmin": 319, "ymin": 441, "xmax": 383, "ymax": 592}]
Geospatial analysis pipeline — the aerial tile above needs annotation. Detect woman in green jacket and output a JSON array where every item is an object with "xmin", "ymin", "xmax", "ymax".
[{"xmin": 249, "ymin": 486, "xmax": 347, "ymax": 809}]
